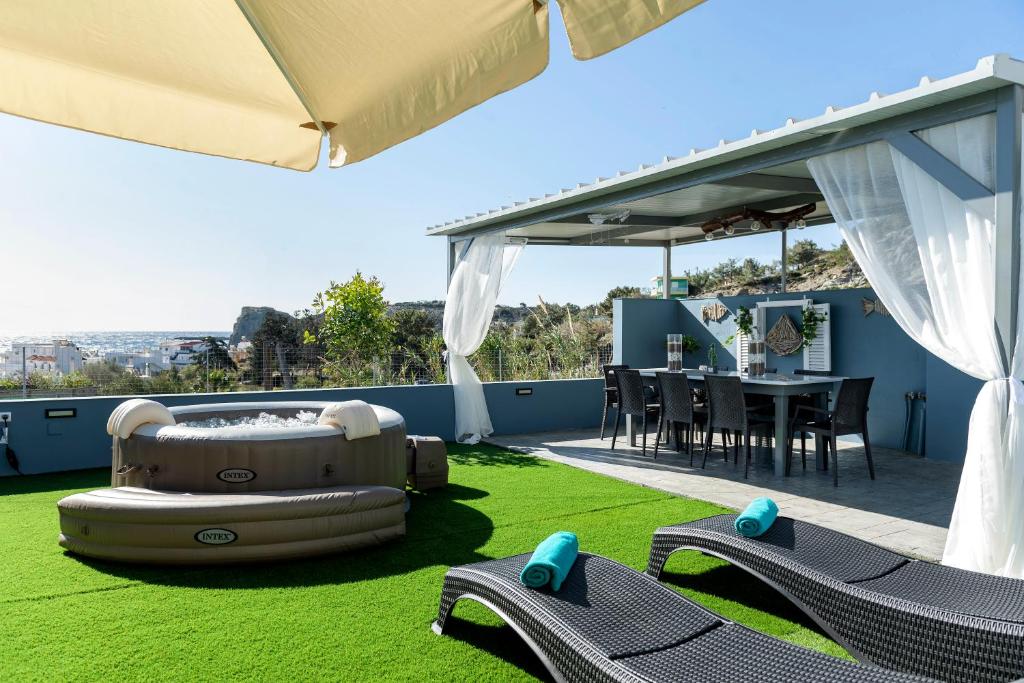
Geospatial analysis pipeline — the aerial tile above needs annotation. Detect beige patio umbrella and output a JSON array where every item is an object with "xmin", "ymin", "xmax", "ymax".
[{"xmin": 0, "ymin": 0, "xmax": 704, "ymax": 171}]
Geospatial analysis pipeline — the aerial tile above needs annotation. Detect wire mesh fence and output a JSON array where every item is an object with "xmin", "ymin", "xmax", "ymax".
[{"xmin": 0, "ymin": 344, "xmax": 614, "ymax": 399}]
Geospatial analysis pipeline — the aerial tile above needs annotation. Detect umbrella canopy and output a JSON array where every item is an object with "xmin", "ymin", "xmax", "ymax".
[{"xmin": 0, "ymin": 0, "xmax": 704, "ymax": 171}]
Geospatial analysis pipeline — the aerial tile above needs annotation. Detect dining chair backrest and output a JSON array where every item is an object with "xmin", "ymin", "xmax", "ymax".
[
  {"xmin": 795, "ymin": 368, "xmax": 832, "ymax": 377},
  {"xmin": 615, "ymin": 369, "xmax": 649, "ymax": 417},
  {"xmin": 656, "ymin": 372, "xmax": 693, "ymax": 424},
  {"xmin": 704, "ymin": 374, "xmax": 748, "ymax": 432},
  {"xmin": 832, "ymin": 377, "xmax": 874, "ymax": 431},
  {"xmin": 602, "ymin": 364, "xmax": 628, "ymax": 391}
]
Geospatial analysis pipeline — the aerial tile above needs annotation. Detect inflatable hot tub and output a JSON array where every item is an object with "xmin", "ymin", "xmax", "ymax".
[
  {"xmin": 58, "ymin": 399, "xmax": 409, "ymax": 564},
  {"xmin": 110, "ymin": 401, "xmax": 406, "ymax": 492}
]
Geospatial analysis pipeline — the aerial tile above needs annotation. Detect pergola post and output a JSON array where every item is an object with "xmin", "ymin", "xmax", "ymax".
[
  {"xmin": 446, "ymin": 236, "xmax": 457, "ymax": 289},
  {"xmin": 993, "ymin": 85, "xmax": 1023, "ymax": 368},
  {"xmin": 780, "ymin": 227, "xmax": 788, "ymax": 293},
  {"xmin": 662, "ymin": 243, "xmax": 672, "ymax": 299}
]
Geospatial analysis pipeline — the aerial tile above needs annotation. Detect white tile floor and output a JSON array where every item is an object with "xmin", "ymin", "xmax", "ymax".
[{"xmin": 487, "ymin": 429, "xmax": 963, "ymax": 560}]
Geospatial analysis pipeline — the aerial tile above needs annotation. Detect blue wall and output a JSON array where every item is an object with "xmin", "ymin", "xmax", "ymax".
[
  {"xmin": 614, "ymin": 288, "xmax": 978, "ymax": 461},
  {"xmin": 0, "ymin": 379, "xmax": 603, "ymax": 476}
]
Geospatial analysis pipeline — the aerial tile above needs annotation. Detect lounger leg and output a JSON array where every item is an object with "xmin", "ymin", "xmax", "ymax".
[
  {"xmin": 863, "ymin": 423, "xmax": 876, "ymax": 480},
  {"xmin": 611, "ymin": 410, "xmax": 621, "ymax": 450},
  {"xmin": 733, "ymin": 430, "xmax": 739, "ymax": 465},
  {"xmin": 721, "ymin": 429, "xmax": 729, "ymax": 462},
  {"xmin": 800, "ymin": 432, "xmax": 806, "ymax": 470},
  {"xmin": 600, "ymin": 400, "xmax": 609, "ymax": 440}
]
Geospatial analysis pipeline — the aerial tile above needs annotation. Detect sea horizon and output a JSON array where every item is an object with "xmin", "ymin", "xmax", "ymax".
[{"xmin": 0, "ymin": 331, "xmax": 232, "ymax": 354}]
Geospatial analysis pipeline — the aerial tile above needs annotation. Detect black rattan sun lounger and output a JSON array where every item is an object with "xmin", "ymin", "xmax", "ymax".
[
  {"xmin": 433, "ymin": 552, "xmax": 930, "ymax": 682},
  {"xmin": 647, "ymin": 514, "xmax": 1024, "ymax": 683}
]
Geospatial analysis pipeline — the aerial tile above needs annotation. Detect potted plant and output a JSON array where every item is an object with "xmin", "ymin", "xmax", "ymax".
[
  {"xmin": 705, "ymin": 343, "xmax": 719, "ymax": 372},
  {"xmin": 680, "ymin": 334, "xmax": 700, "ymax": 366},
  {"xmin": 801, "ymin": 307, "xmax": 828, "ymax": 347}
]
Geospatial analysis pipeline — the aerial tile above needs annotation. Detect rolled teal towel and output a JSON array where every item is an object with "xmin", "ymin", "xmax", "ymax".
[
  {"xmin": 735, "ymin": 497, "xmax": 779, "ymax": 537},
  {"xmin": 519, "ymin": 532, "xmax": 579, "ymax": 591}
]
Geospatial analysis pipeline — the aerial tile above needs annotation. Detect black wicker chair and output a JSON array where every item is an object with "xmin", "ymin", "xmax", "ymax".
[
  {"xmin": 647, "ymin": 514, "xmax": 1024, "ymax": 683},
  {"xmin": 434, "ymin": 552, "xmax": 930, "ymax": 683},
  {"xmin": 654, "ymin": 372, "xmax": 705, "ymax": 463},
  {"xmin": 787, "ymin": 377, "xmax": 875, "ymax": 486},
  {"xmin": 611, "ymin": 369, "xmax": 660, "ymax": 457},
  {"xmin": 702, "ymin": 374, "xmax": 774, "ymax": 478},
  {"xmin": 599, "ymin": 364, "xmax": 628, "ymax": 440},
  {"xmin": 789, "ymin": 368, "xmax": 835, "ymax": 468}
]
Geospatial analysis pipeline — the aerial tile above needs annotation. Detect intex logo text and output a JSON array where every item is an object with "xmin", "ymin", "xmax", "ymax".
[
  {"xmin": 217, "ymin": 468, "xmax": 257, "ymax": 483},
  {"xmin": 194, "ymin": 528, "xmax": 237, "ymax": 545}
]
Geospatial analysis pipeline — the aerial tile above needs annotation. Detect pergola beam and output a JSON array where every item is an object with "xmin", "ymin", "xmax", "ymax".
[
  {"xmin": 887, "ymin": 131, "xmax": 995, "ymax": 221},
  {"xmin": 432, "ymin": 92, "xmax": 997, "ymax": 241},
  {"xmin": 711, "ymin": 173, "xmax": 820, "ymax": 194},
  {"xmin": 562, "ymin": 193, "xmax": 824, "ymax": 244}
]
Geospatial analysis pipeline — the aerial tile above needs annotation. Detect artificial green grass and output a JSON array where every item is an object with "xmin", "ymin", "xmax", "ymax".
[{"xmin": 0, "ymin": 444, "xmax": 847, "ymax": 681}]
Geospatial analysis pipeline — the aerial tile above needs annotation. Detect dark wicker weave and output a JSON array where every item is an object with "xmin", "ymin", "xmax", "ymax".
[
  {"xmin": 702, "ymin": 374, "xmax": 773, "ymax": 477},
  {"xmin": 647, "ymin": 514, "xmax": 1024, "ymax": 683},
  {"xmin": 788, "ymin": 377, "xmax": 875, "ymax": 486},
  {"xmin": 600, "ymin": 364, "xmax": 629, "ymax": 440},
  {"xmin": 611, "ymin": 369, "xmax": 660, "ymax": 457},
  {"xmin": 654, "ymin": 372, "xmax": 705, "ymax": 463},
  {"xmin": 434, "ymin": 552, "xmax": 930, "ymax": 682}
]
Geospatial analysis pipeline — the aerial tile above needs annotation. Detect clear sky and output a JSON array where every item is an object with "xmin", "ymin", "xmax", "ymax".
[{"xmin": 2, "ymin": 0, "xmax": 1022, "ymax": 332}]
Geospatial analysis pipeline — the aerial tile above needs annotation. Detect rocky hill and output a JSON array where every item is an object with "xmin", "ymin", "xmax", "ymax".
[
  {"xmin": 685, "ymin": 240, "xmax": 867, "ymax": 297},
  {"xmin": 229, "ymin": 306, "xmax": 294, "ymax": 345}
]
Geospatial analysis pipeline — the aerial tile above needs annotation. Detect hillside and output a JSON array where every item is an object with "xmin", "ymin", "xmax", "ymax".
[{"xmin": 684, "ymin": 240, "xmax": 867, "ymax": 297}]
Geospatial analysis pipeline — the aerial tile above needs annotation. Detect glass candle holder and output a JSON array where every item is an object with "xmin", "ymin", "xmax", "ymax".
[
  {"xmin": 667, "ymin": 334, "xmax": 683, "ymax": 372},
  {"xmin": 747, "ymin": 332, "xmax": 766, "ymax": 377}
]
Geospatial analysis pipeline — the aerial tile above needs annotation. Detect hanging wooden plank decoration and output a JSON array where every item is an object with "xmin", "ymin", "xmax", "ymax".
[
  {"xmin": 701, "ymin": 302, "xmax": 728, "ymax": 322},
  {"xmin": 765, "ymin": 313, "xmax": 803, "ymax": 356}
]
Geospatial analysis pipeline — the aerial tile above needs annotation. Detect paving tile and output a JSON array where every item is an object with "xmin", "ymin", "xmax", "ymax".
[{"xmin": 488, "ymin": 430, "xmax": 963, "ymax": 562}]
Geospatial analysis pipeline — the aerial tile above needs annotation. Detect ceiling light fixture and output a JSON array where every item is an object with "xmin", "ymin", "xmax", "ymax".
[{"xmin": 587, "ymin": 208, "xmax": 631, "ymax": 225}]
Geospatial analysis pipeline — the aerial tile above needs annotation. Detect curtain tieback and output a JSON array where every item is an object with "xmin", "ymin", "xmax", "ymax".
[{"xmin": 987, "ymin": 377, "xmax": 1024, "ymax": 404}]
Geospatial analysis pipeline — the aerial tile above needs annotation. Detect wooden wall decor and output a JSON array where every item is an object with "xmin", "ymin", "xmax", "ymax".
[
  {"xmin": 862, "ymin": 297, "xmax": 890, "ymax": 317},
  {"xmin": 765, "ymin": 313, "xmax": 802, "ymax": 356},
  {"xmin": 701, "ymin": 302, "xmax": 728, "ymax": 322}
]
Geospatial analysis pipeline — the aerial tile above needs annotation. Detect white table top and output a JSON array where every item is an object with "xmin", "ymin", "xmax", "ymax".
[{"xmin": 635, "ymin": 368, "xmax": 845, "ymax": 387}]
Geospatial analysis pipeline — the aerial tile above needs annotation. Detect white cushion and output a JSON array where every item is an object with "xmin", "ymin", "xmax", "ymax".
[
  {"xmin": 107, "ymin": 399, "xmax": 175, "ymax": 438},
  {"xmin": 318, "ymin": 400, "xmax": 381, "ymax": 439}
]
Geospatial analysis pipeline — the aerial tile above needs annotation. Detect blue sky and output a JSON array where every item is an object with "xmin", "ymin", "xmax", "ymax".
[{"xmin": 2, "ymin": 0, "xmax": 1022, "ymax": 332}]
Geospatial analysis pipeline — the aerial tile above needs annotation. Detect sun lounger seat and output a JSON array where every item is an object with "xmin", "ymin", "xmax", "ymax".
[
  {"xmin": 647, "ymin": 514, "xmax": 1024, "ymax": 683},
  {"xmin": 434, "ymin": 551, "xmax": 930, "ymax": 682}
]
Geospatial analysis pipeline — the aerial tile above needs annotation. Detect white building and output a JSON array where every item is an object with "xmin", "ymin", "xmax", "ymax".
[{"xmin": 2, "ymin": 340, "xmax": 84, "ymax": 377}]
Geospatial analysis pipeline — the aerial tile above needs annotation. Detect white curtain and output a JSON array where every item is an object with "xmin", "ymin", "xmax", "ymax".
[
  {"xmin": 443, "ymin": 233, "xmax": 523, "ymax": 444},
  {"xmin": 808, "ymin": 112, "xmax": 1024, "ymax": 577}
]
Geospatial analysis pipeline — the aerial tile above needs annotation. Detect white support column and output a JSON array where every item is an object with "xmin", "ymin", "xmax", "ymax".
[
  {"xmin": 780, "ymin": 228, "xmax": 788, "ymax": 293},
  {"xmin": 993, "ymin": 85, "xmax": 1023, "ymax": 368},
  {"xmin": 662, "ymin": 243, "xmax": 672, "ymax": 299},
  {"xmin": 446, "ymin": 237, "xmax": 457, "ymax": 289}
]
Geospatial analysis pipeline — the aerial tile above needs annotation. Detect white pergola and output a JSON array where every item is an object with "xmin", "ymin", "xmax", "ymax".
[{"xmin": 431, "ymin": 54, "xmax": 1024, "ymax": 578}]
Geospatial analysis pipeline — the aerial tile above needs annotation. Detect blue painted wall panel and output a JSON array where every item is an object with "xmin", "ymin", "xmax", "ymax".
[
  {"xmin": 612, "ymin": 298, "xmax": 681, "ymax": 368},
  {"xmin": 924, "ymin": 354, "xmax": 984, "ymax": 462},
  {"xmin": 0, "ymin": 378, "xmax": 603, "ymax": 476}
]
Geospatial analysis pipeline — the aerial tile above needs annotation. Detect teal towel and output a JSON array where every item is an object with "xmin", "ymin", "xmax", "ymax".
[
  {"xmin": 519, "ymin": 532, "xmax": 579, "ymax": 591},
  {"xmin": 735, "ymin": 497, "xmax": 779, "ymax": 537}
]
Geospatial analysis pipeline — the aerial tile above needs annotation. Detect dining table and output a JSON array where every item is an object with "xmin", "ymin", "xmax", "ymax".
[{"xmin": 630, "ymin": 368, "xmax": 845, "ymax": 476}]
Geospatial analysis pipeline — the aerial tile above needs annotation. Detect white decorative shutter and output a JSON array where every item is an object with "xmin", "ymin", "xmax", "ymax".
[
  {"xmin": 802, "ymin": 303, "xmax": 831, "ymax": 371},
  {"xmin": 735, "ymin": 328, "xmax": 748, "ymax": 371}
]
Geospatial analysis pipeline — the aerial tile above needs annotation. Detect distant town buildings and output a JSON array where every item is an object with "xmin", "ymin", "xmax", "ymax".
[
  {"xmin": 0, "ymin": 340, "xmax": 84, "ymax": 378},
  {"xmin": 0, "ymin": 337, "xmax": 232, "ymax": 380}
]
